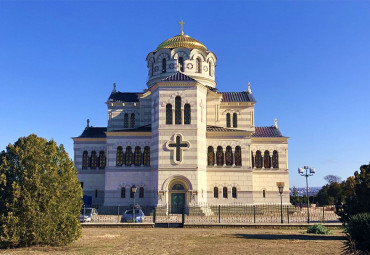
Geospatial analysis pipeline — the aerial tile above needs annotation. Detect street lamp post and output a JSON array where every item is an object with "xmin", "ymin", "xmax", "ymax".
[
  {"xmin": 131, "ymin": 186, "xmax": 137, "ymax": 223},
  {"xmin": 278, "ymin": 184, "xmax": 284, "ymax": 224},
  {"xmin": 298, "ymin": 166, "xmax": 315, "ymax": 223}
]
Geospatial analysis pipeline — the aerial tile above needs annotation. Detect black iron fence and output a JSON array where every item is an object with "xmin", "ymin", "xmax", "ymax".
[{"xmin": 86, "ymin": 203, "xmax": 341, "ymax": 224}]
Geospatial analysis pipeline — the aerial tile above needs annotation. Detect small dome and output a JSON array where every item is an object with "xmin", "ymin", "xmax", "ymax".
[{"xmin": 156, "ymin": 34, "xmax": 207, "ymax": 51}]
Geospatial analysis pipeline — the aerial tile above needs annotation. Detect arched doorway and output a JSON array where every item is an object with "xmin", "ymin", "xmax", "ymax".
[{"xmin": 169, "ymin": 183, "xmax": 186, "ymax": 214}]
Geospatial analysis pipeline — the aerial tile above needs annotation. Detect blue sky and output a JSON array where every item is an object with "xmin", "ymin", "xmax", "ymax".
[{"xmin": 0, "ymin": 1, "xmax": 369, "ymax": 188}]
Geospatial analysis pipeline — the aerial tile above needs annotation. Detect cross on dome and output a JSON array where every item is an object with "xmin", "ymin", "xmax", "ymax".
[{"xmin": 179, "ymin": 20, "xmax": 185, "ymax": 35}]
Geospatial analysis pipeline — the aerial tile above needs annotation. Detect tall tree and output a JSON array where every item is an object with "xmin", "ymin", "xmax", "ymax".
[
  {"xmin": 0, "ymin": 134, "xmax": 83, "ymax": 247},
  {"xmin": 341, "ymin": 163, "xmax": 370, "ymax": 221}
]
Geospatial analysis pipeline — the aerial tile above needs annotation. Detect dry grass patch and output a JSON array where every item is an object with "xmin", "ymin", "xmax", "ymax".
[{"xmin": 0, "ymin": 228, "xmax": 345, "ymax": 255}]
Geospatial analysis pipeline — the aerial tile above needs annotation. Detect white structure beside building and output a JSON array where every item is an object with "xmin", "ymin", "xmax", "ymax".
[{"xmin": 73, "ymin": 24, "xmax": 290, "ymax": 211}]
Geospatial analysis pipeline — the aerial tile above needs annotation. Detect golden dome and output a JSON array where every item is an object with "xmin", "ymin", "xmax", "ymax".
[{"xmin": 156, "ymin": 34, "xmax": 207, "ymax": 51}]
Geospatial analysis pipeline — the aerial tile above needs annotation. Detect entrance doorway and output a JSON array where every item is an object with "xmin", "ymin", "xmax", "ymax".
[
  {"xmin": 169, "ymin": 183, "xmax": 186, "ymax": 214},
  {"xmin": 171, "ymin": 193, "xmax": 185, "ymax": 214}
]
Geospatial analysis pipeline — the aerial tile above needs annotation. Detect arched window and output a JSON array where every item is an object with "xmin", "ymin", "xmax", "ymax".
[
  {"xmin": 232, "ymin": 187, "xmax": 237, "ymax": 198},
  {"xmin": 233, "ymin": 113, "xmax": 237, "ymax": 128},
  {"xmin": 139, "ymin": 187, "xmax": 144, "ymax": 198},
  {"xmin": 209, "ymin": 61, "xmax": 212, "ymax": 76},
  {"xmin": 184, "ymin": 103, "xmax": 191, "ymax": 124},
  {"xmin": 134, "ymin": 146, "xmax": 142, "ymax": 166},
  {"xmin": 121, "ymin": 187, "xmax": 126, "ymax": 198},
  {"xmin": 124, "ymin": 113, "xmax": 129, "ymax": 128},
  {"xmin": 125, "ymin": 146, "xmax": 133, "ymax": 166},
  {"xmin": 162, "ymin": 58, "xmax": 166, "ymax": 73},
  {"xmin": 116, "ymin": 146, "xmax": 124, "ymax": 166},
  {"xmin": 90, "ymin": 151, "xmax": 97, "ymax": 169},
  {"xmin": 223, "ymin": 187, "xmax": 228, "ymax": 198},
  {"xmin": 196, "ymin": 58, "xmax": 201, "ymax": 73},
  {"xmin": 178, "ymin": 56, "xmax": 184, "ymax": 72},
  {"xmin": 263, "ymin": 190, "xmax": 266, "ymax": 198},
  {"xmin": 251, "ymin": 151, "xmax": 255, "ymax": 168},
  {"xmin": 130, "ymin": 186, "xmax": 135, "ymax": 198},
  {"xmin": 216, "ymin": 146, "xmax": 224, "ymax": 166},
  {"xmin": 171, "ymin": 184, "xmax": 185, "ymax": 190},
  {"xmin": 225, "ymin": 146, "xmax": 233, "ymax": 166},
  {"xmin": 98, "ymin": 151, "xmax": 106, "ymax": 169},
  {"xmin": 226, "ymin": 113, "xmax": 231, "ymax": 127},
  {"xmin": 175, "ymin": 96, "xmax": 182, "ymax": 124},
  {"xmin": 166, "ymin": 104, "xmax": 173, "ymax": 124},
  {"xmin": 82, "ymin": 151, "xmax": 89, "ymax": 169},
  {"xmin": 264, "ymin": 150, "xmax": 271, "ymax": 168},
  {"xmin": 207, "ymin": 146, "xmax": 215, "ymax": 166},
  {"xmin": 272, "ymin": 150, "xmax": 279, "ymax": 168},
  {"xmin": 143, "ymin": 146, "xmax": 150, "ymax": 166},
  {"xmin": 235, "ymin": 146, "xmax": 242, "ymax": 166},
  {"xmin": 130, "ymin": 113, "xmax": 135, "ymax": 128},
  {"xmin": 95, "ymin": 189, "xmax": 98, "ymax": 198},
  {"xmin": 151, "ymin": 62, "xmax": 154, "ymax": 76},
  {"xmin": 255, "ymin": 150, "xmax": 262, "ymax": 168},
  {"xmin": 214, "ymin": 187, "xmax": 219, "ymax": 198}
]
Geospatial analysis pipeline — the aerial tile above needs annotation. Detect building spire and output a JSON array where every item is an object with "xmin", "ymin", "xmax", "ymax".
[
  {"xmin": 247, "ymin": 82, "xmax": 252, "ymax": 94},
  {"xmin": 87, "ymin": 119, "xmax": 90, "ymax": 128},
  {"xmin": 274, "ymin": 118, "xmax": 278, "ymax": 129},
  {"xmin": 179, "ymin": 20, "xmax": 185, "ymax": 35},
  {"xmin": 112, "ymin": 83, "xmax": 116, "ymax": 93}
]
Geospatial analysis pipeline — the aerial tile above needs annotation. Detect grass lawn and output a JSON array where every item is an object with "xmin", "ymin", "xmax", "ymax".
[{"xmin": 0, "ymin": 227, "xmax": 346, "ymax": 255}]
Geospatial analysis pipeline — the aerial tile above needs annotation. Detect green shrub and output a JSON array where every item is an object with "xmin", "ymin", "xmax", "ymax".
[
  {"xmin": 307, "ymin": 224, "xmax": 331, "ymax": 234},
  {"xmin": 0, "ymin": 135, "xmax": 83, "ymax": 247},
  {"xmin": 344, "ymin": 213, "xmax": 370, "ymax": 254}
]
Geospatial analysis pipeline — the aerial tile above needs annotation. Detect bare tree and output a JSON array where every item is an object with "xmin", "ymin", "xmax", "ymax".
[{"xmin": 324, "ymin": 174, "xmax": 342, "ymax": 184}]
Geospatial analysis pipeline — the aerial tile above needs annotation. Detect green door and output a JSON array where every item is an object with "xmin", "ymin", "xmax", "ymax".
[{"xmin": 171, "ymin": 193, "xmax": 185, "ymax": 214}]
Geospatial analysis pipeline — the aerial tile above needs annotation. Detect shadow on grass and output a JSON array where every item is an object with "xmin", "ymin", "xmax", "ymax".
[{"xmin": 232, "ymin": 234, "xmax": 346, "ymax": 241}]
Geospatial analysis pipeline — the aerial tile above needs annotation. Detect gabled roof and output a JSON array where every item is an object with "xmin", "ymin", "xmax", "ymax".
[
  {"xmin": 252, "ymin": 126, "xmax": 283, "ymax": 137},
  {"xmin": 79, "ymin": 127, "xmax": 107, "ymax": 138},
  {"xmin": 220, "ymin": 92, "xmax": 256, "ymax": 102},
  {"xmin": 206, "ymin": 125, "xmax": 246, "ymax": 132},
  {"xmin": 161, "ymin": 72, "xmax": 196, "ymax": 82},
  {"xmin": 108, "ymin": 92, "xmax": 140, "ymax": 102}
]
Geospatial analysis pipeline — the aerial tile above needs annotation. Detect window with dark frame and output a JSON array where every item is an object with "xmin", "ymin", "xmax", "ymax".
[
  {"xmin": 223, "ymin": 187, "xmax": 228, "ymax": 198},
  {"xmin": 116, "ymin": 146, "xmax": 124, "ymax": 166},
  {"xmin": 226, "ymin": 113, "xmax": 231, "ymax": 127},
  {"xmin": 175, "ymin": 96, "xmax": 182, "ymax": 124},
  {"xmin": 232, "ymin": 187, "xmax": 237, "ymax": 198},
  {"xmin": 98, "ymin": 151, "xmax": 106, "ymax": 169},
  {"xmin": 134, "ymin": 146, "xmax": 142, "ymax": 166},
  {"xmin": 214, "ymin": 187, "xmax": 218, "ymax": 198},
  {"xmin": 166, "ymin": 104, "xmax": 173, "ymax": 124},
  {"xmin": 125, "ymin": 146, "xmax": 133, "ymax": 166},
  {"xmin": 139, "ymin": 187, "xmax": 144, "ymax": 198},
  {"xmin": 90, "ymin": 151, "xmax": 97, "ymax": 169},
  {"xmin": 121, "ymin": 187, "xmax": 126, "ymax": 198},
  {"xmin": 184, "ymin": 103, "xmax": 191, "ymax": 124},
  {"xmin": 82, "ymin": 151, "xmax": 89, "ymax": 169}
]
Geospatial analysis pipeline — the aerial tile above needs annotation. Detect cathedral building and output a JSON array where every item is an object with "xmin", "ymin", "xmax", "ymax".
[{"xmin": 73, "ymin": 23, "xmax": 290, "ymax": 210}]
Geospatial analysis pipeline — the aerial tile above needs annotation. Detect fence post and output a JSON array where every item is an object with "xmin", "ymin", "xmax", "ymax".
[
  {"xmin": 218, "ymin": 205, "xmax": 221, "ymax": 223},
  {"xmin": 322, "ymin": 206, "xmax": 325, "ymax": 223},
  {"xmin": 182, "ymin": 207, "xmax": 185, "ymax": 226},
  {"xmin": 287, "ymin": 206, "xmax": 290, "ymax": 223},
  {"xmin": 253, "ymin": 205, "xmax": 256, "ymax": 223},
  {"xmin": 118, "ymin": 205, "xmax": 120, "ymax": 223},
  {"xmin": 153, "ymin": 206, "xmax": 156, "ymax": 223}
]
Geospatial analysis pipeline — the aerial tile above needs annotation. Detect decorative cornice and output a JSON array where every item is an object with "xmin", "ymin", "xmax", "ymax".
[
  {"xmin": 251, "ymin": 137, "xmax": 289, "ymax": 142},
  {"xmin": 72, "ymin": 138, "xmax": 106, "ymax": 142},
  {"xmin": 105, "ymin": 132, "xmax": 152, "ymax": 136}
]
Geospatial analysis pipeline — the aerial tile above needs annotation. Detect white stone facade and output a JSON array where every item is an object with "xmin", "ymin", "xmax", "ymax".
[{"xmin": 73, "ymin": 30, "xmax": 290, "ymax": 208}]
